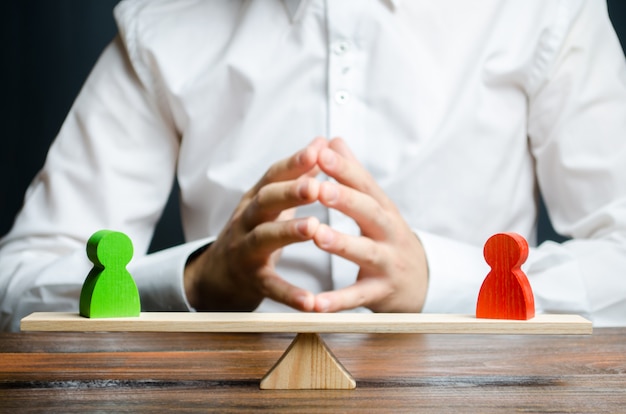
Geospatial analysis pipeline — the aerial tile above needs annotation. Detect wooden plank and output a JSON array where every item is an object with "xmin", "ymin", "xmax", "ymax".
[{"xmin": 21, "ymin": 312, "xmax": 592, "ymax": 335}]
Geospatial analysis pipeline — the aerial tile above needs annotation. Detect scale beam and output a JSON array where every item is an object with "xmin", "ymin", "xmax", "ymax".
[{"xmin": 21, "ymin": 312, "xmax": 591, "ymax": 335}]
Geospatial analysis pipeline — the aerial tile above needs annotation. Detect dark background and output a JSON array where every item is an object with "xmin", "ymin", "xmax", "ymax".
[{"xmin": 2, "ymin": 1, "xmax": 626, "ymax": 252}]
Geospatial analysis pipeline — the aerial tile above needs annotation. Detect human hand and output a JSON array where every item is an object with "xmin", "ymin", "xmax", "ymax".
[
  {"xmin": 184, "ymin": 138, "xmax": 328, "ymax": 312},
  {"xmin": 312, "ymin": 137, "xmax": 429, "ymax": 313}
]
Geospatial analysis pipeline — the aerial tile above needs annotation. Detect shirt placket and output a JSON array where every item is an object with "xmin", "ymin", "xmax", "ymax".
[{"xmin": 325, "ymin": 0, "xmax": 367, "ymax": 293}]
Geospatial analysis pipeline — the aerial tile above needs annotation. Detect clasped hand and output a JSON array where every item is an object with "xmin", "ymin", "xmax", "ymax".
[{"xmin": 184, "ymin": 137, "xmax": 428, "ymax": 313}]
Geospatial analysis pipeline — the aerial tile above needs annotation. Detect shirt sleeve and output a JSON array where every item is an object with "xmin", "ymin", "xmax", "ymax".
[
  {"xmin": 130, "ymin": 237, "xmax": 214, "ymax": 312},
  {"xmin": 0, "ymin": 31, "xmax": 197, "ymax": 331},
  {"xmin": 422, "ymin": 1, "xmax": 626, "ymax": 327},
  {"xmin": 526, "ymin": 0, "xmax": 626, "ymax": 327}
]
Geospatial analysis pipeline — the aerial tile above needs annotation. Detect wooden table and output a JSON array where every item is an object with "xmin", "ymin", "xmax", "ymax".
[{"xmin": 1, "ymin": 329, "xmax": 625, "ymax": 412}]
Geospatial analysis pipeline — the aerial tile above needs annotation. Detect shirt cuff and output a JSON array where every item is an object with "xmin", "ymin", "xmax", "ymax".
[
  {"xmin": 417, "ymin": 230, "xmax": 489, "ymax": 314},
  {"xmin": 130, "ymin": 237, "xmax": 214, "ymax": 311}
]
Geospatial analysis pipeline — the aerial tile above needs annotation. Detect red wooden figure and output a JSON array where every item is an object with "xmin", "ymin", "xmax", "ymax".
[{"xmin": 476, "ymin": 232, "xmax": 535, "ymax": 320}]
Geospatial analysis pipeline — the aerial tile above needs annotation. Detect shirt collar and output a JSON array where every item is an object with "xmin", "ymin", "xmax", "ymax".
[{"xmin": 283, "ymin": 0, "xmax": 401, "ymax": 22}]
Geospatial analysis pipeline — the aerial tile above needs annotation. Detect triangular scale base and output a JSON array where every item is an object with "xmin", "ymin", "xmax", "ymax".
[{"xmin": 260, "ymin": 333, "xmax": 356, "ymax": 389}]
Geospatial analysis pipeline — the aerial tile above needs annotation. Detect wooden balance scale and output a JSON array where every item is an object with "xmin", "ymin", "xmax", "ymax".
[{"xmin": 21, "ymin": 312, "xmax": 592, "ymax": 390}]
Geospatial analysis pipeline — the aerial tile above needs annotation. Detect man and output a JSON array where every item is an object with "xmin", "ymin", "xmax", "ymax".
[{"xmin": 1, "ymin": 0, "xmax": 625, "ymax": 331}]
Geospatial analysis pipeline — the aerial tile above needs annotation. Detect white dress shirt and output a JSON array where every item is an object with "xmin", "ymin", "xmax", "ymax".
[{"xmin": 1, "ymin": 0, "xmax": 625, "ymax": 331}]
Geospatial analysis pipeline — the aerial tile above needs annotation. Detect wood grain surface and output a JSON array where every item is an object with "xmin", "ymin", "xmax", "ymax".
[
  {"xmin": 21, "ymin": 312, "xmax": 592, "ymax": 335},
  {"xmin": 1, "ymin": 329, "xmax": 624, "ymax": 412}
]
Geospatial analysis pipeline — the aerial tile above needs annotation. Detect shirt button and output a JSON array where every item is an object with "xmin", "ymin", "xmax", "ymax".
[
  {"xmin": 334, "ymin": 90, "xmax": 350, "ymax": 105},
  {"xmin": 333, "ymin": 40, "xmax": 351, "ymax": 56}
]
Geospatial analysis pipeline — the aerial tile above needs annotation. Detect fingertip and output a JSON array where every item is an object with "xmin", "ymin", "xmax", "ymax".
[
  {"xmin": 264, "ymin": 276, "xmax": 316, "ymax": 312},
  {"xmin": 329, "ymin": 137, "xmax": 356, "ymax": 160},
  {"xmin": 298, "ymin": 138, "xmax": 329, "ymax": 167},
  {"xmin": 329, "ymin": 136, "xmax": 345, "ymax": 146},
  {"xmin": 313, "ymin": 224, "xmax": 334, "ymax": 248},
  {"xmin": 314, "ymin": 295, "xmax": 332, "ymax": 313},
  {"xmin": 296, "ymin": 147, "xmax": 315, "ymax": 168},
  {"xmin": 295, "ymin": 291, "xmax": 315, "ymax": 312},
  {"xmin": 296, "ymin": 176, "xmax": 320, "ymax": 200},
  {"xmin": 311, "ymin": 136, "xmax": 329, "ymax": 148},
  {"xmin": 319, "ymin": 147, "xmax": 337, "ymax": 170},
  {"xmin": 296, "ymin": 216, "xmax": 320, "ymax": 238},
  {"xmin": 329, "ymin": 136, "xmax": 346, "ymax": 150},
  {"xmin": 319, "ymin": 181, "xmax": 339, "ymax": 205}
]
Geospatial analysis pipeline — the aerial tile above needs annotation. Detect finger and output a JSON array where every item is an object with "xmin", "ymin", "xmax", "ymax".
[
  {"xmin": 253, "ymin": 137, "xmax": 328, "ymax": 192},
  {"xmin": 277, "ymin": 207, "xmax": 296, "ymax": 222},
  {"xmin": 245, "ymin": 216, "xmax": 320, "ymax": 258},
  {"xmin": 318, "ymin": 181, "xmax": 390, "ymax": 240},
  {"xmin": 328, "ymin": 137, "xmax": 358, "ymax": 161},
  {"xmin": 259, "ymin": 272, "xmax": 316, "ymax": 312},
  {"xmin": 313, "ymin": 278, "xmax": 392, "ymax": 313},
  {"xmin": 313, "ymin": 224, "xmax": 387, "ymax": 270},
  {"xmin": 242, "ymin": 176, "xmax": 320, "ymax": 228},
  {"xmin": 317, "ymin": 146, "xmax": 389, "ymax": 207}
]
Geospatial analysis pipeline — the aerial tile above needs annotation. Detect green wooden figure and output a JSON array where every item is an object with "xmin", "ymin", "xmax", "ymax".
[{"xmin": 79, "ymin": 230, "xmax": 141, "ymax": 318}]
